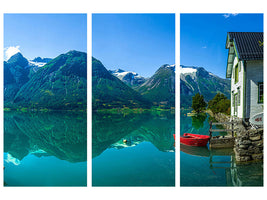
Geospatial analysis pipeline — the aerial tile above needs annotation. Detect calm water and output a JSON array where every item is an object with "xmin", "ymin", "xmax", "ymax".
[
  {"xmin": 92, "ymin": 111, "xmax": 175, "ymax": 186},
  {"xmin": 180, "ymin": 110, "xmax": 263, "ymax": 186},
  {"xmin": 4, "ymin": 111, "xmax": 87, "ymax": 186}
]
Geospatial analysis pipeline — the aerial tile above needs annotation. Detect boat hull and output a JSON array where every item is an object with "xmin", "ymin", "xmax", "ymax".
[{"xmin": 180, "ymin": 133, "xmax": 210, "ymax": 147}]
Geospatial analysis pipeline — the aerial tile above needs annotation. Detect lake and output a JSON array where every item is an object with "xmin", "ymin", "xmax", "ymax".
[
  {"xmin": 4, "ymin": 111, "xmax": 87, "ymax": 187},
  {"xmin": 92, "ymin": 111, "xmax": 175, "ymax": 186},
  {"xmin": 180, "ymin": 110, "xmax": 263, "ymax": 186}
]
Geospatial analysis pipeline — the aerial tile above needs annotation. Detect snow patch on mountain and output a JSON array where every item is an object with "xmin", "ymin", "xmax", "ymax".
[
  {"xmin": 180, "ymin": 66, "xmax": 197, "ymax": 74},
  {"xmin": 28, "ymin": 60, "xmax": 47, "ymax": 68},
  {"xmin": 109, "ymin": 68, "xmax": 146, "ymax": 86}
]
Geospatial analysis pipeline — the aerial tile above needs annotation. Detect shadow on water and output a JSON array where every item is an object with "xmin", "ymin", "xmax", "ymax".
[{"xmin": 4, "ymin": 111, "xmax": 87, "ymax": 163}]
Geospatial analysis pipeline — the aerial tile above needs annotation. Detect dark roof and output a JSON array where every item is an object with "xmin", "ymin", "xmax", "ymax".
[{"xmin": 228, "ymin": 32, "xmax": 263, "ymax": 60}]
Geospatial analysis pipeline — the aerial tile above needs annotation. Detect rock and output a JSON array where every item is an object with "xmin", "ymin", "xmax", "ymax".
[
  {"xmin": 252, "ymin": 140, "xmax": 263, "ymax": 148},
  {"xmin": 249, "ymin": 135, "xmax": 261, "ymax": 141},
  {"xmin": 248, "ymin": 146, "xmax": 261, "ymax": 154},
  {"xmin": 239, "ymin": 144, "xmax": 249, "ymax": 149},
  {"xmin": 249, "ymin": 131, "xmax": 260, "ymax": 137},
  {"xmin": 236, "ymin": 149, "xmax": 251, "ymax": 156},
  {"xmin": 251, "ymin": 153, "xmax": 263, "ymax": 161},
  {"xmin": 236, "ymin": 155, "xmax": 251, "ymax": 162},
  {"xmin": 238, "ymin": 140, "xmax": 252, "ymax": 145}
]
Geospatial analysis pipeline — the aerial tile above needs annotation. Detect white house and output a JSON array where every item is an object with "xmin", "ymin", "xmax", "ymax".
[{"xmin": 225, "ymin": 32, "xmax": 263, "ymax": 121}]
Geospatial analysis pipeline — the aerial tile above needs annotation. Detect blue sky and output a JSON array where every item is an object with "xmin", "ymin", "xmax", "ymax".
[
  {"xmin": 92, "ymin": 14, "xmax": 175, "ymax": 77},
  {"xmin": 4, "ymin": 14, "xmax": 87, "ymax": 60},
  {"xmin": 180, "ymin": 13, "xmax": 263, "ymax": 78}
]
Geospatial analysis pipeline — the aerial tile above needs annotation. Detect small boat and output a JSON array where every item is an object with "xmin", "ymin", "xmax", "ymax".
[{"xmin": 180, "ymin": 133, "xmax": 210, "ymax": 147}]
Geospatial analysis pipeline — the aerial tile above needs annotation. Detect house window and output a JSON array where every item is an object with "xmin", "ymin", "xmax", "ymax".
[
  {"xmin": 237, "ymin": 88, "xmax": 240, "ymax": 106},
  {"xmin": 258, "ymin": 82, "xmax": 263, "ymax": 103},
  {"xmin": 232, "ymin": 92, "xmax": 235, "ymax": 106},
  {"xmin": 234, "ymin": 63, "xmax": 239, "ymax": 84}
]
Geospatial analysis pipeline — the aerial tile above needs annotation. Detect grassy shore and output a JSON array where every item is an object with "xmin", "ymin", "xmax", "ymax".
[{"xmin": 95, "ymin": 107, "xmax": 175, "ymax": 115}]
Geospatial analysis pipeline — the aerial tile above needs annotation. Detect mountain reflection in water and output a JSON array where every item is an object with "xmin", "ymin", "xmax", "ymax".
[
  {"xmin": 4, "ymin": 111, "xmax": 87, "ymax": 163},
  {"xmin": 92, "ymin": 111, "xmax": 175, "ymax": 186},
  {"xmin": 92, "ymin": 112, "xmax": 175, "ymax": 158},
  {"xmin": 4, "ymin": 111, "xmax": 87, "ymax": 186}
]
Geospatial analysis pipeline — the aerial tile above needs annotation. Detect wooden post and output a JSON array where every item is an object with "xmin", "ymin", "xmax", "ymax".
[
  {"xmin": 231, "ymin": 122, "xmax": 234, "ymax": 137},
  {"xmin": 209, "ymin": 121, "xmax": 212, "ymax": 139}
]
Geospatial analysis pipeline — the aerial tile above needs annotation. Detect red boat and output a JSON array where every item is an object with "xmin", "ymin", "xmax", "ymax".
[{"xmin": 180, "ymin": 133, "xmax": 210, "ymax": 147}]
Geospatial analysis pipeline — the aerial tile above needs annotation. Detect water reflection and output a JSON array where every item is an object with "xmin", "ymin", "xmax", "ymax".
[
  {"xmin": 4, "ymin": 111, "xmax": 87, "ymax": 163},
  {"xmin": 180, "ymin": 144, "xmax": 210, "ymax": 157},
  {"xmin": 191, "ymin": 113, "xmax": 207, "ymax": 129},
  {"xmin": 180, "ymin": 110, "xmax": 263, "ymax": 186},
  {"xmin": 92, "ymin": 112, "xmax": 175, "ymax": 158},
  {"xmin": 92, "ymin": 111, "xmax": 175, "ymax": 186}
]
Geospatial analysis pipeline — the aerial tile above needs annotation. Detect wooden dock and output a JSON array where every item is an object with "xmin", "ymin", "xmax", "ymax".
[{"xmin": 209, "ymin": 121, "xmax": 236, "ymax": 148}]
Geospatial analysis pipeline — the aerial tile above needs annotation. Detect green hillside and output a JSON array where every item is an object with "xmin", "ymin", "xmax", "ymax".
[
  {"xmin": 137, "ymin": 64, "xmax": 175, "ymax": 108},
  {"xmin": 4, "ymin": 53, "xmax": 30, "ymax": 103},
  {"xmin": 5, "ymin": 51, "xmax": 87, "ymax": 110}
]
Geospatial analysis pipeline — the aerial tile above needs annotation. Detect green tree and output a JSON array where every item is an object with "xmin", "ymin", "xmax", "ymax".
[
  {"xmin": 208, "ymin": 93, "xmax": 230, "ymax": 114},
  {"xmin": 192, "ymin": 93, "xmax": 207, "ymax": 113}
]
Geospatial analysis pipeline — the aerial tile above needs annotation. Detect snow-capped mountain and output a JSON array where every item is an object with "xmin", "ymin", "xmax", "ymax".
[
  {"xmin": 180, "ymin": 65, "xmax": 230, "ymax": 108},
  {"xmin": 109, "ymin": 68, "xmax": 147, "ymax": 87},
  {"xmin": 28, "ymin": 57, "xmax": 52, "ymax": 73}
]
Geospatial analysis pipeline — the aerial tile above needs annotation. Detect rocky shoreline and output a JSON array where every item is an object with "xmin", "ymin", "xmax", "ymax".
[{"xmin": 207, "ymin": 110, "xmax": 263, "ymax": 162}]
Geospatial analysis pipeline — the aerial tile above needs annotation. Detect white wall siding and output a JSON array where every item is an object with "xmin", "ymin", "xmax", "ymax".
[
  {"xmin": 245, "ymin": 60, "xmax": 263, "ymax": 119},
  {"xmin": 231, "ymin": 57, "xmax": 244, "ymax": 118}
]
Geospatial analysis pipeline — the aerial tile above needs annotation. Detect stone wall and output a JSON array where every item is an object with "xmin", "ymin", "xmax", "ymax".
[
  {"xmin": 207, "ymin": 110, "xmax": 263, "ymax": 162},
  {"xmin": 234, "ymin": 127, "xmax": 263, "ymax": 162}
]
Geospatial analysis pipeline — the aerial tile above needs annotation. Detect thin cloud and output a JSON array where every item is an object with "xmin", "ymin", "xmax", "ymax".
[
  {"xmin": 223, "ymin": 13, "xmax": 239, "ymax": 18},
  {"xmin": 202, "ymin": 46, "xmax": 207, "ymax": 49},
  {"xmin": 4, "ymin": 46, "xmax": 21, "ymax": 61}
]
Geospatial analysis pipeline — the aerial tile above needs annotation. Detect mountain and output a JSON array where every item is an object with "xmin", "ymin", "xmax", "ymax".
[
  {"xmin": 5, "ymin": 50, "xmax": 87, "ymax": 110},
  {"xmin": 28, "ymin": 57, "xmax": 52, "ymax": 77},
  {"xmin": 92, "ymin": 57, "xmax": 151, "ymax": 110},
  {"xmin": 4, "ymin": 52, "xmax": 30, "ymax": 103},
  {"xmin": 180, "ymin": 65, "xmax": 231, "ymax": 108},
  {"xmin": 137, "ymin": 64, "xmax": 175, "ymax": 108},
  {"xmin": 109, "ymin": 68, "xmax": 146, "ymax": 88},
  {"xmin": 32, "ymin": 57, "xmax": 52, "ymax": 63}
]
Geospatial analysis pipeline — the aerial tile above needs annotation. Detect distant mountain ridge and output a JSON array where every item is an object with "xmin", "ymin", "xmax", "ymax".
[
  {"xmin": 32, "ymin": 57, "xmax": 52, "ymax": 63},
  {"xmin": 92, "ymin": 57, "xmax": 151, "ymax": 110},
  {"xmin": 109, "ymin": 68, "xmax": 147, "ymax": 88},
  {"xmin": 180, "ymin": 65, "xmax": 230, "ymax": 108},
  {"xmin": 4, "ymin": 52, "xmax": 229, "ymax": 110},
  {"xmin": 92, "ymin": 57, "xmax": 175, "ymax": 110}
]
